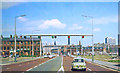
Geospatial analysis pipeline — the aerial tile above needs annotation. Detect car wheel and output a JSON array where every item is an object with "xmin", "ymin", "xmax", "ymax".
[{"xmin": 84, "ymin": 68, "xmax": 86, "ymax": 71}]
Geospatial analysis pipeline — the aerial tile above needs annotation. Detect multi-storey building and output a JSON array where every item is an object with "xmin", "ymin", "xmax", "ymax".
[
  {"xmin": 1, "ymin": 35, "xmax": 42, "ymax": 57},
  {"xmin": 105, "ymin": 37, "xmax": 116, "ymax": 45}
]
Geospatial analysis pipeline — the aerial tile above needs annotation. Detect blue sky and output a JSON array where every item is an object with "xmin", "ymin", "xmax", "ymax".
[{"xmin": 2, "ymin": 2, "xmax": 118, "ymax": 46}]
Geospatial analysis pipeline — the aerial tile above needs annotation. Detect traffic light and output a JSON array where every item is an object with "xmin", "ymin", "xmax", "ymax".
[
  {"xmin": 38, "ymin": 36, "xmax": 40, "ymax": 38},
  {"xmin": 55, "ymin": 36, "xmax": 57, "ymax": 38},
  {"xmin": 52, "ymin": 36, "xmax": 54, "ymax": 38},
  {"xmin": 52, "ymin": 36, "xmax": 57, "ymax": 39},
  {"xmin": 82, "ymin": 36, "xmax": 84, "ymax": 38}
]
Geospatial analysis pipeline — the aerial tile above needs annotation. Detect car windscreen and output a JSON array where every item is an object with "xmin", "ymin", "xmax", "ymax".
[{"xmin": 74, "ymin": 59, "xmax": 84, "ymax": 62}]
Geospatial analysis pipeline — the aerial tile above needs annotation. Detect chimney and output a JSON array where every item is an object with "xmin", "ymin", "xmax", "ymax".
[
  {"xmin": 24, "ymin": 36, "xmax": 26, "ymax": 38},
  {"xmin": 20, "ymin": 36, "xmax": 22, "ymax": 39},
  {"xmin": 10, "ymin": 35, "xmax": 12, "ymax": 38}
]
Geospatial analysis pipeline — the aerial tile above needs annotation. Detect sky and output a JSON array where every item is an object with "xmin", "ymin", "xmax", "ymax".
[{"xmin": 1, "ymin": 2, "xmax": 118, "ymax": 46}]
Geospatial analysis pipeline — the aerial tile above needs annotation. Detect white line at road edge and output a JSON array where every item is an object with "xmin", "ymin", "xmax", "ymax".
[
  {"xmin": 26, "ymin": 57, "xmax": 56, "ymax": 71},
  {"xmin": 57, "ymin": 56, "xmax": 64, "ymax": 73},
  {"xmin": 87, "ymin": 68, "xmax": 92, "ymax": 71}
]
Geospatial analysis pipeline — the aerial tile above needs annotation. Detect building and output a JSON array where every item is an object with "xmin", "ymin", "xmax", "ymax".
[
  {"xmin": 105, "ymin": 37, "xmax": 116, "ymax": 45},
  {"xmin": 1, "ymin": 35, "xmax": 42, "ymax": 57},
  {"xmin": 118, "ymin": 34, "xmax": 120, "ymax": 56}
]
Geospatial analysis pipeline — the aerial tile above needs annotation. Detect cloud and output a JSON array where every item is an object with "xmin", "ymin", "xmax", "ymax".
[
  {"xmin": 38, "ymin": 19, "xmax": 66, "ymax": 29},
  {"xmin": 1, "ymin": 2, "xmax": 21, "ymax": 9},
  {"xmin": 87, "ymin": 15, "xmax": 117, "ymax": 25},
  {"xmin": 93, "ymin": 28, "xmax": 101, "ymax": 32},
  {"xmin": 69, "ymin": 24, "xmax": 83, "ymax": 30},
  {"xmin": 18, "ymin": 17, "xmax": 28, "ymax": 22}
]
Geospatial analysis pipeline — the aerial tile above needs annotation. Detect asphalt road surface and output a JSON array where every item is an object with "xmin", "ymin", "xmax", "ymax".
[
  {"xmin": 63, "ymin": 56, "xmax": 119, "ymax": 73},
  {"xmin": 29, "ymin": 56, "xmax": 62, "ymax": 71}
]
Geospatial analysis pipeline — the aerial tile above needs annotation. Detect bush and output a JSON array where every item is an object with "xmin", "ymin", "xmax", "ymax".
[
  {"xmin": 20, "ymin": 55, "xmax": 32, "ymax": 57},
  {"xmin": 108, "ymin": 60, "xmax": 120, "ymax": 62}
]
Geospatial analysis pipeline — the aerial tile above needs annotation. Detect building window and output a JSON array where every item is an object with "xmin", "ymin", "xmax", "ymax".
[
  {"xmin": 11, "ymin": 42, "xmax": 13, "ymax": 44},
  {"xmin": 4, "ymin": 47, "xmax": 6, "ymax": 50},
  {"xmin": 7, "ymin": 42, "xmax": 9, "ymax": 44},
  {"xmin": 21, "ymin": 41, "xmax": 23, "ymax": 44},
  {"xmin": 4, "ymin": 41, "xmax": 6, "ymax": 44},
  {"xmin": 38, "ymin": 47, "xmax": 39, "ymax": 50},
  {"xmin": 34, "ymin": 47, "xmax": 36, "ymax": 50},
  {"xmin": 17, "ymin": 42, "xmax": 19, "ymax": 45},
  {"xmin": 28, "ymin": 41, "xmax": 30, "ymax": 44},
  {"xmin": 7, "ymin": 47, "xmax": 9, "ymax": 50},
  {"xmin": 34, "ymin": 41, "xmax": 36, "ymax": 44},
  {"xmin": 24, "ymin": 42, "xmax": 26, "ymax": 45}
]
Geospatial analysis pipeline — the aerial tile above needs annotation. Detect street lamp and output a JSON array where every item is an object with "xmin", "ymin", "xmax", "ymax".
[
  {"xmin": 82, "ymin": 15, "xmax": 94, "ymax": 62},
  {"xmin": 14, "ymin": 14, "xmax": 26, "ymax": 62},
  {"xmin": 32, "ymin": 30, "xmax": 42, "ymax": 58}
]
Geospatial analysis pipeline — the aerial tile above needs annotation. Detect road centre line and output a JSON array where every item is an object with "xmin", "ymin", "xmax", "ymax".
[
  {"xmin": 87, "ymin": 68, "xmax": 92, "ymax": 71},
  {"xmin": 57, "ymin": 56, "xmax": 64, "ymax": 73}
]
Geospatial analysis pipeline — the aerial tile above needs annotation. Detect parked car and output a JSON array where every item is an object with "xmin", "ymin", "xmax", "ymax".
[
  {"xmin": 48, "ymin": 55, "xmax": 53, "ymax": 58},
  {"xmin": 2, "ymin": 55, "xmax": 7, "ymax": 58},
  {"xmin": 9, "ymin": 55, "xmax": 13, "ymax": 58},
  {"xmin": 44, "ymin": 55, "xmax": 48, "ymax": 58},
  {"xmin": 16, "ymin": 55, "xmax": 19, "ymax": 58},
  {"xmin": 71, "ymin": 57, "xmax": 86, "ymax": 71}
]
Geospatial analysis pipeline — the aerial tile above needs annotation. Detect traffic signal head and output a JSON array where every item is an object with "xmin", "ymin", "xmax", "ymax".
[
  {"xmin": 55, "ymin": 36, "xmax": 57, "ymax": 38},
  {"xmin": 82, "ymin": 36, "xmax": 84, "ymax": 38}
]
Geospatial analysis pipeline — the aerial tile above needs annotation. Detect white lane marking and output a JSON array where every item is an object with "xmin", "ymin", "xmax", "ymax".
[
  {"xmin": 6, "ymin": 68, "xmax": 10, "ymax": 69},
  {"xmin": 87, "ymin": 68, "xmax": 92, "ymax": 71},
  {"xmin": 57, "ymin": 56, "xmax": 64, "ymax": 73},
  {"xmin": 34, "ymin": 66, "xmax": 38, "ymax": 68},
  {"xmin": 26, "ymin": 57, "xmax": 56, "ymax": 71},
  {"xmin": 26, "ymin": 68, "xmax": 33, "ymax": 71}
]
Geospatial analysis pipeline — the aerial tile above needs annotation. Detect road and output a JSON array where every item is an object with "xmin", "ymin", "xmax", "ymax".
[
  {"xmin": 1, "ymin": 56, "xmax": 119, "ymax": 73},
  {"xmin": 29, "ymin": 56, "xmax": 62, "ymax": 71},
  {"xmin": 63, "ymin": 56, "xmax": 119, "ymax": 73}
]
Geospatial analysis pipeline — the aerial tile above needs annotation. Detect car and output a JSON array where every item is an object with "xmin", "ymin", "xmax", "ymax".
[
  {"xmin": 71, "ymin": 57, "xmax": 86, "ymax": 71},
  {"xmin": 44, "ymin": 55, "xmax": 48, "ymax": 58},
  {"xmin": 63, "ymin": 54, "xmax": 66, "ymax": 57},
  {"xmin": 2, "ymin": 55, "xmax": 7, "ymax": 58},
  {"xmin": 9, "ymin": 55, "xmax": 13, "ymax": 58},
  {"xmin": 16, "ymin": 55, "xmax": 19, "ymax": 58},
  {"xmin": 48, "ymin": 55, "xmax": 53, "ymax": 58}
]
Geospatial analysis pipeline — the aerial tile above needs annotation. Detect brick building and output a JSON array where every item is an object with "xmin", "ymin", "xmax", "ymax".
[{"xmin": 1, "ymin": 35, "xmax": 42, "ymax": 57}]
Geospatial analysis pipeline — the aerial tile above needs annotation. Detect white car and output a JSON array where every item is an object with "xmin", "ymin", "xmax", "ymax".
[
  {"xmin": 72, "ymin": 57, "xmax": 86, "ymax": 71},
  {"xmin": 44, "ymin": 55, "xmax": 48, "ymax": 58},
  {"xmin": 48, "ymin": 55, "xmax": 53, "ymax": 58}
]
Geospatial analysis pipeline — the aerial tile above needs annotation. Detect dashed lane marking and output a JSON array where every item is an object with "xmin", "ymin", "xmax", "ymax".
[{"xmin": 87, "ymin": 68, "xmax": 92, "ymax": 71}]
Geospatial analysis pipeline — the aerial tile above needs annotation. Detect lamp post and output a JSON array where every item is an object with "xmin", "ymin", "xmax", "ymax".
[
  {"xmin": 14, "ymin": 15, "xmax": 26, "ymax": 62},
  {"xmin": 82, "ymin": 15, "xmax": 94, "ymax": 62}
]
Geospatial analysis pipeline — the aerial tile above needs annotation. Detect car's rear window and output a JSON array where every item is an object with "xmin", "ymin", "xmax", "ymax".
[{"xmin": 74, "ymin": 59, "xmax": 84, "ymax": 62}]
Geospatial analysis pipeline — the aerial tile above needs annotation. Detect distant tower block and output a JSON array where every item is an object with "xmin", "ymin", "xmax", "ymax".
[{"xmin": 79, "ymin": 41, "xmax": 81, "ymax": 45}]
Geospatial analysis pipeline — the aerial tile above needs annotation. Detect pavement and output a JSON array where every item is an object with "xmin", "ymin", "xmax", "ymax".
[
  {"xmin": 85, "ymin": 58, "xmax": 120, "ymax": 71},
  {"xmin": 29, "ymin": 56, "xmax": 62, "ymax": 71},
  {"xmin": 1, "ymin": 57, "xmax": 43, "ymax": 65}
]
